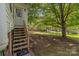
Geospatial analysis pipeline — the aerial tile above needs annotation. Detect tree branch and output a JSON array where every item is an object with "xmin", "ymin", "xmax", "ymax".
[{"xmin": 64, "ymin": 4, "xmax": 73, "ymax": 21}]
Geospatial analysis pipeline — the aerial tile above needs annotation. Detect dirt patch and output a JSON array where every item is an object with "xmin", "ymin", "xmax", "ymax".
[{"xmin": 29, "ymin": 34, "xmax": 79, "ymax": 56}]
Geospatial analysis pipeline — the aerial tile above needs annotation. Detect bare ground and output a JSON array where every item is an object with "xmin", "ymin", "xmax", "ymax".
[{"xmin": 29, "ymin": 34, "xmax": 79, "ymax": 56}]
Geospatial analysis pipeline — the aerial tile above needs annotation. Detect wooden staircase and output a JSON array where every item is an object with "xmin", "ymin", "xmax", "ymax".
[{"xmin": 12, "ymin": 27, "xmax": 32, "ymax": 56}]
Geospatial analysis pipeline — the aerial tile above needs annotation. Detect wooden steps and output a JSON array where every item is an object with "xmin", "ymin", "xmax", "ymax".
[
  {"xmin": 12, "ymin": 27, "xmax": 28, "ymax": 55},
  {"xmin": 12, "ymin": 27, "xmax": 33, "ymax": 56}
]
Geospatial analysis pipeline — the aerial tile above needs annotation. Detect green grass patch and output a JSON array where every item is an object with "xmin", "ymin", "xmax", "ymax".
[
  {"xmin": 31, "ymin": 31, "xmax": 62, "ymax": 36},
  {"xmin": 31, "ymin": 31, "xmax": 79, "ymax": 39},
  {"xmin": 67, "ymin": 34, "xmax": 79, "ymax": 38}
]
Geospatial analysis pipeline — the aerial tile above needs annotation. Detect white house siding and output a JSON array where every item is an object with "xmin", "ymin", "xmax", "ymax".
[
  {"xmin": 22, "ymin": 8, "xmax": 28, "ymax": 27},
  {"xmin": 22, "ymin": 4, "xmax": 28, "ymax": 26},
  {"xmin": 0, "ymin": 3, "xmax": 14, "ymax": 51},
  {"xmin": 6, "ymin": 3, "xmax": 14, "ymax": 32},
  {"xmin": 14, "ymin": 4, "xmax": 28, "ymax": 27},
  {"xmin": 0, "ymin": 3, "xmax": 8, "ymax": 51}
]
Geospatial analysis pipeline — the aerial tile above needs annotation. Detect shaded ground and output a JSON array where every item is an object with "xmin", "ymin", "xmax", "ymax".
[{"xmin": 29, "ymin": 34, "xmax": 79, "ymax": 56}]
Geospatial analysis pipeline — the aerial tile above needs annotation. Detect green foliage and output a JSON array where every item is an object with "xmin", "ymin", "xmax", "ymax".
[{"xmin": 28, "ymin": 3, "xmax": 79, "ymax": 32}]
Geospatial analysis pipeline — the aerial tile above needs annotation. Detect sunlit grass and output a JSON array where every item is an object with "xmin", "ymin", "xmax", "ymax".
[
  {"xmin": 30, "ymin": 31, "xmax": 61, "ymax": 36},
  {"xmin": 67, "ymin": 34, "xmax": 79, "ymax": 38},
  {"xmin": 30, "ymin": 31, "xmax": 79, "ymax": 39}
]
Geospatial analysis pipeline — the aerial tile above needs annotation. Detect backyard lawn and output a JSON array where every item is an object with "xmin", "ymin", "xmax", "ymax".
[
  {"xmin": 29, "ymin": 31, "xmax": 79, "ymax": 56},
  {"xmin": 30, "ymin": 31, "xmax": 79, "ymax": 39}
]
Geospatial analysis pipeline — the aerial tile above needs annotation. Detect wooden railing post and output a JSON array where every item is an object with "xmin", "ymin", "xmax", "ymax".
[
  {"xmin": 4, "ymin": 30, "xmax": 13, "ymax": 56},
  {"xmin": 26, "ymin": 25, "xmax": 30, "ymax": 50},
  {"xmin": 23, "ymin": 21, "xmax": 30, "ymax": 50},
  {"xmin": 9, "ymin": 31, "xmax": 13, "ymax": 55}
]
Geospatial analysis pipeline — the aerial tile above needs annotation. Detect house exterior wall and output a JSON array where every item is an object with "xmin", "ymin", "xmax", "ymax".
[
  {"xmin": 6, "ymin": 3, "xmax": 14, "ymax": 32},
  {"xmin": 0, "ymin": 3, "xmax": 14, "ymax": 51},
  {"xmin": 0, "ymin": 3, "xmax": 28, "ymax": 52},
  {"xmin": 22, "ymin": 8, "xmax": 28, "ymax": 27},
  {"xmin": 0, "ymin": 3, "xmax": 9, "ymax": 51}
]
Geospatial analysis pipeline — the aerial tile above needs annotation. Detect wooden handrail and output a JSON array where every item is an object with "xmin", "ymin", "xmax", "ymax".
[
  {"xmin": 8, "ymin": 31, "xmax": 12, "ymax": 55},
  {"xmin": 4, "ymin": 30, "xmax": 13, "ymax": 56},
  {"xmin": 23, "ymin": 21, "xmax": 30, "ymax": 50}
]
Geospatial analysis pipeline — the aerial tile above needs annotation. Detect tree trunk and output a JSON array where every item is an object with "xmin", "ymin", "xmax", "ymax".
[
  {"xmin": 61, "ymin": 20, "xmax": 66, "ymax": 39},
  {"xmin": 60, "ymin": 4, "xmax": 66, "ymax": 39}
]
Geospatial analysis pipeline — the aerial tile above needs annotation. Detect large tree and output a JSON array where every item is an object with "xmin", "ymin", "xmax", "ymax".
[
  {"xmin": 47, "ymin": 3, "xmax": 79, "ymax": 38},
  {"xmin": 28, "ymin": 3, "xmax": 79, "ymax": 39}
]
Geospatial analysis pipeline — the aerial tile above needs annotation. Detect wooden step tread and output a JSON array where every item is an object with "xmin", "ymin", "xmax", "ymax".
[
  {"xmin": 13, "ymin": 45, "xmax": 33, "ymax": 53},
  {"xmin": 14, "ymin": 28, "xmax": 24, "ymax": 29},
  {"xmin": 14, "ymin": 35, "xmax": 25, "ymax": 38},
  {"xmin": 14, "ymin": 30, "xmax": 24, "ymax": 31},
  {"xmin": 14, "ymin": 31, "xmax": 25, "ymax": 33},
  {"xmin": 13, "ymin": 32, "xmax": 25, "ymax": 34},
  {"xmin": 14, "ymin": 36, "xmax": 26, "ymax": 39},
  {"xmin": 13, "ymin": 45, "xmax": 28, "ymax": 52},
  {"xmin": 14, "ymin": 29, "xmax": 24, "ymax": 30},
  {"xmin": 13, "ymin": 42, "xmax": 27, "ymax": 47},
  {"xmin": 13, "ymin": 33, "xmax": 25, "ymax": 35},
  {"xmin": 13, "ymin": 48, "xmax": 28, "ymax": 55},
  {"xmin": 14, "ymin": 34, "xmax": 25, "ymax": 37},
  {"xmin": 13, "ymin": 39, "xmax": 26, "ymax": 43},
  {"xmin": 14, "ymin": 37, "xmax": 27, "ymax": 40},
  {"xmin": 14, "ymin": 33, "xmax": 25, "ymax": 36},
  {"xmin": 13, "ymin": 43, "xmax": 27, "ymax": 48}
]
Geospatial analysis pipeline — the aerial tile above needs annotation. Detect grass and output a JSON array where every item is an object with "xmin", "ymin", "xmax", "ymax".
[
  {"xmin": 30, "ymin": 31, "xmax": 61, "ymax": 36},
  {"xmin": 67, "ymin": 34, "xmax": 79, "ymax": 42},
  {"xmin": 67, "ymin": 34, "xmax": 79, "ymax": 38},
  {"xmin": 30, "ymin": 31, "xmax": 79, "ymax": 38},
  {"xmin": 30, "ymin": 31, "xmax": 79, "ymax": 41}
]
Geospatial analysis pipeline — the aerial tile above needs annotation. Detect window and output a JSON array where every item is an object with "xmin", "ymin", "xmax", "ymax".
[{"xmin": 16, "ymin": 9, "xmax": 22, "ymax": 17}]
